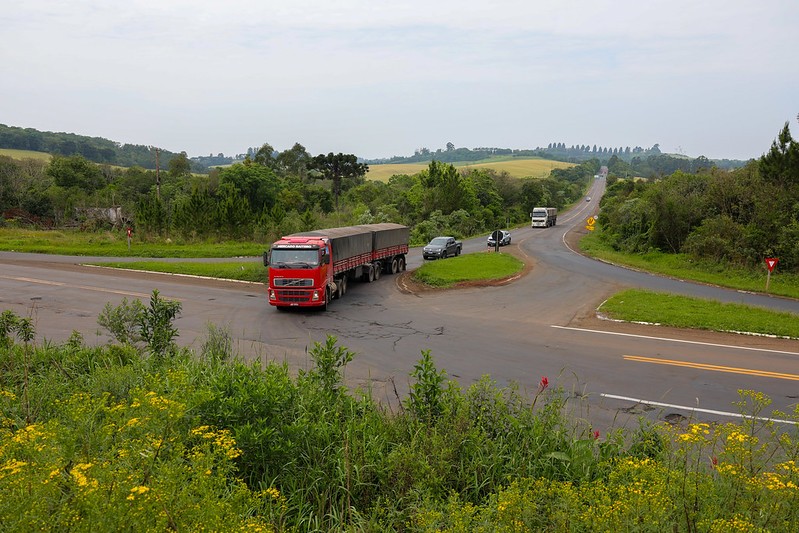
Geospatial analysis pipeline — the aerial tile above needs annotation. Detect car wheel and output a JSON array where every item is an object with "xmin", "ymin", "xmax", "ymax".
[{"xmin": 442, "ymin": 251, "xmax": 447, "ymax": 259}]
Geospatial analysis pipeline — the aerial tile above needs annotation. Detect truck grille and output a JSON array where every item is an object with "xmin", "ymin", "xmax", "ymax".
[
  {"xmin": 275, "ymin": 289, "xmax": 312, "ymax": 302},
  {"xmin": 273, "ymin": 278, "xmax": 313, "ymax": 287}
]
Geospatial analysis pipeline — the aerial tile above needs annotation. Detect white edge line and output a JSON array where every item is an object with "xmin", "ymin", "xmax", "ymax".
[
  {"xmin": 551, "ymin": 325, "xmax": 799, "ymax": 356},
  {"xmin": 600, "ymin": 393, "xmax": 798, "ymax": 425},
  {"xmin": 83, "ymin": 264, "xmax": 264, "ymax": 286}
]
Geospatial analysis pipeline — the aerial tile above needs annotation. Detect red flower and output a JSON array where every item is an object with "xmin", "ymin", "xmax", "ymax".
[
  {"xmin": 711, "ymin": 456, "xmax": 718, "ymax": 467},
  {"xmin": 593, "ymin": 430, "xmax": 600, "ymax": 440},
  {"xmin": 539, "ymin": 376, "xmax": 549, "ymax": 391}
]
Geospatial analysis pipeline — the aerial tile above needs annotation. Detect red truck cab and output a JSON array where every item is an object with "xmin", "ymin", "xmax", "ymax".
[{"xmin": 265, "ymin": 236, "xmax": 333, "ymax": 308}]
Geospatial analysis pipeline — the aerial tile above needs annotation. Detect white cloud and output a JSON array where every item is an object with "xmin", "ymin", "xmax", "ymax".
[{"xmin": 1, "ymin": 0, "xmax": 797, "ymax": 159}]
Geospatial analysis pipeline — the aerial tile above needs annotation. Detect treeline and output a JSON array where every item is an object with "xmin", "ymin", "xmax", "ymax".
[
  {"xmin": 1, "ymin": 138, "xmax": 596, "ymax": 244},
  {"xmin": 597, "ymin": 122, "xmax": 799, "ymax": 271},
  {"xmin": 0, "ymin": 124, "xmax": 201, "ymax": 171},
  {"xmin": 368, "ymin": 141, "xmax": 746, "ymax": 176}
]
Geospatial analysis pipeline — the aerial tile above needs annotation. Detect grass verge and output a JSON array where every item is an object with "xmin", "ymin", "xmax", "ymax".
[
  {"xmin": 579, "ymin": 231, "xmax": 799, "ymax": 300},
  {"xmin": 0, "ymin": 228, "xmax": 264, "ymax": 258},
  {"xmin": 413, "ymin": 251, "xmax": 524, "ymax": 287},
  {"xmin": 92, "ymin": 261, "xmax": 267, "ymax": 283},
  {"xmin": 599, "ymin": 288, "xmax": 799, "ymax": 338}
]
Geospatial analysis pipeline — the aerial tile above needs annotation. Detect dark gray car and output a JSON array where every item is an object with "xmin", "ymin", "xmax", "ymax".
[{"xmin": 423, "ymin": 236, "xmax": 462, "ymax": 260}]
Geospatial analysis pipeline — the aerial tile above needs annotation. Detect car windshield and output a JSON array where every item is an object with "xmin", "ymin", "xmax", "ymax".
[
  {"xmin": 270, "ymin": 248, "xmax": 319, "ymax": 268},
  {"xmin": 430, "ymin": 237, "xmax": 449, "ymax": 245}
]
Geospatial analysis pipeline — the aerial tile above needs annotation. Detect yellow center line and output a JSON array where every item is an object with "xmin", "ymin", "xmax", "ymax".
[{"xmin": 624, "ymin": 355, "xmax": 799, "ymax": 381}]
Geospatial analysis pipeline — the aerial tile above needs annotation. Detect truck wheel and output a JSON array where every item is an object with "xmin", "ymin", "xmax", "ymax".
[
  {"xmin": 323, "ymin": 288, "xmax": 331, "ymax": 310},
  {"xmin": 455, "ymin": 247, "xmax": 460, "ymax": 256},
  {"xmin": 374, "ymin": 266, "xmax": 381, "ymax": 281},
  {"xmin": 364, "ymin": 267, "xmax": 374, "ymax": 283},
  {"xmin": 391, "ymin": 258, "xmax": 398, "ymax": 274},
  {"xmin": 337, "ymin": 276, "xmax": 347, "ymax": 299},
  {"xmin": 399, "ymin": 256, "xmax": 406, "ymax": 271}
]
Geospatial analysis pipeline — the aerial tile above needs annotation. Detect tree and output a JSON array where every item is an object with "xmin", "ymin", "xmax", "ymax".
[
  {"xmin": 253, "ymin": 143, "xmax": 276, "ymax": 169},
  {"xmin": 311, "ymin": 153, "xmax": 368, "ymax": 209},
  {"xmin": 46, "ymin": 155, "xmax": 104, "ymax": 192},
  {"xmin": 420, "ymin": 161, "xmax": 477, "ymax": 216},
  {"xmin": 275, "ymin": 143, "xmax": 311, "ymax": 179},
  {"xmin": 760, "ymin": 122, "xmax": 799, "ymax": 189},
  {"xmin": 446, "ymin": 142, "xmax": 455, "ymax": 152},
  {"xmin": 168, "ymin": 151, "xmax": 192, "ymax": 178}
]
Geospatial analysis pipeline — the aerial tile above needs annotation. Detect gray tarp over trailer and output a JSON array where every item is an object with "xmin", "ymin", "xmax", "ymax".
[
  {"xmin": 292, "ymin": 226, "xmax": 373, "ymax": 263},
  {"xmin": 361, "ymin": 223, "xmax": 410, "ymax": 249}
]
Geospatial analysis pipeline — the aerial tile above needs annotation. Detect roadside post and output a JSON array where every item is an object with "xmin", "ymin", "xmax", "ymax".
[
  {"xmin": 494, "ymin": 230, "xmax": 500, "ymax": 252},
  {"xmin": 126, "ymin": 226, "xmax": 133, "ymax": 251},
  {"xmin": 765, "ymin": 257, "xmax": 778, "ymax": 292}
]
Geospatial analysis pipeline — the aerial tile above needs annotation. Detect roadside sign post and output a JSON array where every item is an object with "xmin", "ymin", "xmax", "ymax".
[
  {"xmin": 765, "ymin": 257, "xmax": 778, "ymax": 292},
  {"xmin": 585, "ymin": 216, "xmax": 596, "ymax": 232},
  {"xmin": 126, "ymin": 227, "xmax": 132, "ymax": 251}
]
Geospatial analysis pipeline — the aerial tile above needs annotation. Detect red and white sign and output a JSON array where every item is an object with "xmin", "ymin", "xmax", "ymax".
[
  {"xmin": 126, "ymin": 227, "xmax": 132, "ymax": 238},
  {"xmin": 765, "ymin": 257, "xmax": 778, "ymax": 272}
]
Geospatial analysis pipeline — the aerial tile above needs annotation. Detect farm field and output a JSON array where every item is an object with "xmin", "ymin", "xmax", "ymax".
[
  {"xmin": 0, "ymin": 148, "xmax": 52, "ymax": 162},
  {"xmin": 366, "ymin": 157, "xmax": 574, "ymax": 181}
]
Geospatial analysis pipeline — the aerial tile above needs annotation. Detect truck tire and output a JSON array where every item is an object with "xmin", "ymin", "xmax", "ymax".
[
  {"xmin": 455, "ymin": 247, "xmax": 461, "ymax": 256},
  {"xmin": 323, "ymin": 288, "xmax": 331, "ymax": 310},
  {"xmin": 364, "ymin": 266, "xmax": 374, "ymax": 283},
  {"xmin": 391, "ymin": 258, "xmax": 398, "ymax": 274},
  {"xmin": 399, "ymin": 256, "xmax": 406, "ymax": 271},
  {"xmin": 373, "ymin": 265, "xmax": 381, "ymax": 281},
  {"xmin": 337, "ymin": 276, "xmax": 347, "ymax": 299}
]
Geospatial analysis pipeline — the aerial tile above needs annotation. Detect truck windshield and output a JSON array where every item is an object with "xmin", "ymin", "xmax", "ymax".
[
  {"xmin": 270, "ymin": 248, "xmax": 319, "ymax": 268},
  {"xmin": 532, "ymin": 210, "xmax": 547, "ymax": 217}
]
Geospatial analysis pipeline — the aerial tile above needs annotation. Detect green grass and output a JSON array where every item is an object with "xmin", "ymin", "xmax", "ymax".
[
  {"xmin": 93, "ymin": 261, "xmax": 267, "ymax": 282},
  {"xmin": 599, "ymin": 289, "xmax": 799, "ymax": 338},
  {"xmin": 413, "ymin": 251, "xmax": 524, "ymax": 287},
  {"xmin": 0, "ymin": 228, "xmax": 264, "ymax": 258},
  {"xmin": 366, "ymin": 157, "xmax": 574, "ymax": 182},
  {"xmin": 579, "ymin": 231, "xmax": 799, "ymax": 300}
]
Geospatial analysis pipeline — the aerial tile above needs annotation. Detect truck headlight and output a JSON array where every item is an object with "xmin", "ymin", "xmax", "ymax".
[{"xmin": 312, "ymin": 290, "xmax": 320, "ymax": 301}]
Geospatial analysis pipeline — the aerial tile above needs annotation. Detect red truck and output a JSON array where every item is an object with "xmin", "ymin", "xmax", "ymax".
[{"xmin": 264, "ymin": 223, "xmax": 409, "ymax": 310}]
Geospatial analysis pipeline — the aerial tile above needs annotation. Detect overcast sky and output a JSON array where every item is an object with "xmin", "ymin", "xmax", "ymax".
[{"xmin": 2, "ymin": 1, "xmax": 797, "ymax": 161}]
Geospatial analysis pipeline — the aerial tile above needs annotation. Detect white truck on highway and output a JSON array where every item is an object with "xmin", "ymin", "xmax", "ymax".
[{"xmin": 531, "ymin": 207, "xmax": 557, "ymax": 228}]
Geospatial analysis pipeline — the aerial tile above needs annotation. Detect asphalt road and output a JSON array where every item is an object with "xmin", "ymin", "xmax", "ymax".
[{"xmin": 2, "ymin": 177, "xmax": 798, "ymax": 431}]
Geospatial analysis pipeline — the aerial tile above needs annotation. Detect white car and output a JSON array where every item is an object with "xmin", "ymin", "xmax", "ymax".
[{"xmin": 487, "ymin": 230, "xmax": 511, "ymax": 247}]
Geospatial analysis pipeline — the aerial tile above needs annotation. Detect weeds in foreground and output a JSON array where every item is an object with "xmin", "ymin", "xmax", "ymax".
[{"xmin": 1, "ymin": 304, "xmax": 798, "ymax": 531}]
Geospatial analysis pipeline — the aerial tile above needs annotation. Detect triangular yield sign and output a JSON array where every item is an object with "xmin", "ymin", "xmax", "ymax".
[{"xmin": 766, "ymin": 258, "xmax": 778, "ymax": 272}]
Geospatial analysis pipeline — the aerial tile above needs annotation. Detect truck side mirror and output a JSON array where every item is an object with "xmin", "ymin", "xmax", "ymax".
[
  {"xmin": 263, "ymin": 251, "xmax": 270, "ymax": 267},
  {"xmin": 323, "ymin": 254, "xmax": 330, "ymax": 265}
]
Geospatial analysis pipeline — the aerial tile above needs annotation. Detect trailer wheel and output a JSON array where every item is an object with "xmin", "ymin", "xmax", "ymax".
[
  {"xmin": 337, "ymin": 276, "xmax": 347, "ymax": 298},
  {"xmin": 391, "ymin": 258, "xmax": 398, "ymax": 274},
  {"xmin": 399, "ymin": 256, "xmax": 406, "ymax": 271},
  {"xmin": 364, "ymin": 267, "xmax": 374, "ymax": 283},
  {"xmin": 373, "ymin": 265, "xmax": 381, "ymax": 281}
]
